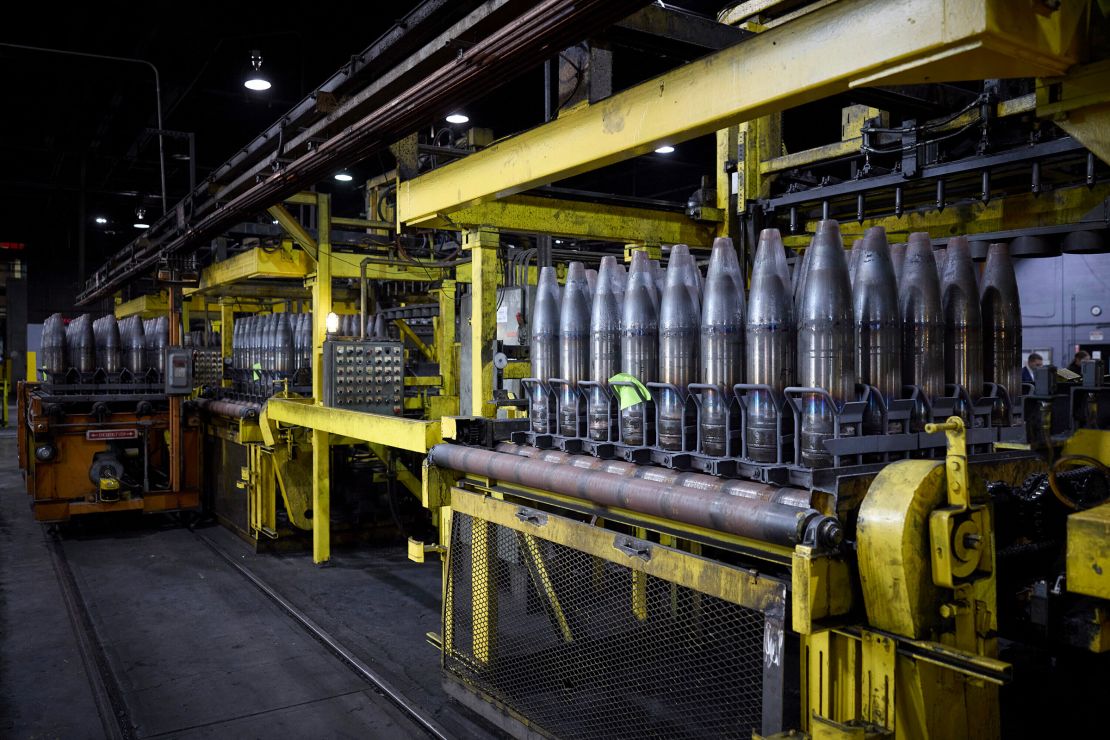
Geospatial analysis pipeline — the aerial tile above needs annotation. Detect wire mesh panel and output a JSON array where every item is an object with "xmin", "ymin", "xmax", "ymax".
[{"xmin": 445, "ymin": 500, "xmax": 786, "ymax": 739}]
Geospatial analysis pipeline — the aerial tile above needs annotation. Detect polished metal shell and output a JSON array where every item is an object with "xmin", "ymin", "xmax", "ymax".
[
  {"xmin": 890, "ymin": 242, "xmax": 907, "ymax": 291},
  {"xmin": 530, "ymin": 265, "xmax": 562, "ymax": 434},
  {"xmin": 558, "ymin": 262, "xmax": 592, "ymax": 437},
  {"xmin": 900, "ymin": 232, "xmax": 945, "ymax": 430},
  {"xmin": 275, "ymin": 314, "xmax": 294, "ymax": 374},
  {"xmin": 980, "ymin": 241, "xmax": 1022, "ymax": 421},
  {"xmin": 853, "ymin": 227, "xmax": 901, "ymax": 406},
  {"xmin": 699, "ymin": 237, "xmax": 745, "ymax": 456},
  {"xmin": 620, "ymin": 251, "xmax": 659, "ymax": 445},
  {"xmin": 588, "ymin": 256, "xmax": 623, "ymax": 441},
  {"xmin": 41, "ymin": 313, "xmax": 67, "ymax": 376},
  {"xmin": 797, "ymin": 220, "xmax": 855, "ymax": 468},
  {"xmin": 941, "ymin": 236, "xmax": 984, "ymax": 403},
  {"xmin": 657, "ymin": 245, "xmax": 700, "ymax": 450},
  {"xmin": 746, "ymin": 229, "xmax": 795, "ymax": 462}
]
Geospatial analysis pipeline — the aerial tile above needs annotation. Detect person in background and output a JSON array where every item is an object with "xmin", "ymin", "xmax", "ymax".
[
  {"xmin": 1067, "ymin": 350, "xmax": 1090, "ymax": 375},
  {"xmin": 1022, "ymin": 353, "xmax": 1043, "ymax": 384}
]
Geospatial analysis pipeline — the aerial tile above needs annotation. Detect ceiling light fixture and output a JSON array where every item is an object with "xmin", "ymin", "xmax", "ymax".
[
  {"xmin": 334, "ymin": 171, "xmax": 354, "ymax": 182},
  {"xmin": 94, "ymin": 216, "xmax": 108, "ymax": 225},
  {"xmin": 243, "ymin": 49, "xmax": 271, "ymax": 91},
  {"xmin": 654, "ymin": 145, "xmax": 675, "ymax": 154},
  {"xmin": 445, "ymin": 113, "xmax": 469, "ymax": 124},
  {"xmin": 133, "ymin": 208, "xmax": 149, "ymax": 229}
]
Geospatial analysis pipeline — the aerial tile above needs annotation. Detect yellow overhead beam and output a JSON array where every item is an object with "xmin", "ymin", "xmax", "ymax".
[
  {"xmin": 423, "ymin": 194, "xmax": 716, "ymax": 247},
  {"xmin": 188, "ymin": 247, "xmax": 314, "ymax": 296},
  {"xmin": 284, "ymin": 192, "xmax": 318, "ymax": 206},
  {"xmin": 782, "ymin": 182, "xmax": 1110, "ymax": 247},
  {"xmin": 266, "ymin": 398, "xmax": 442, "ymax": 453},
  {"xmin": 115, "ymin": 293, "xmax": 216, "ymax": 319},
  {"xmin": 394, "ymin": 319, "xmax": 435, "ymax": 362},
  {"xmin": 396, "ymin": 0, "xmax": 1082, "ymax": 226},
  {"xmin": 268, "ymin": 204, "xmax": 318, "ymax": 260},
  {"xmin": 326, "ymin": 252, "xmax": 452, "ymax": 281}
]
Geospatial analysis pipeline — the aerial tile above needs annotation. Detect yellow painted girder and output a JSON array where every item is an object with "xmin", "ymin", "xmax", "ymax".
[
  {"xmin": 785, "ymin": 183, "xmax": 1110, "ymax": 247},
  {"xmin": 190, "ymin": 247, "xmax": 313, "ymax": 296},
  {"xmin": 396, "ymin": 0, "xmax": 1082, "ymax": 225},
  {"xmin": 115, "ymin": 293, "xmax": 216, "ymax": 319},
  {"xmin": 326, "ymin": 251, "xmax": 452, "ymax": 281},
  {"xmin": 422, "ymin": 194, "xmax": 716, "ymax": 247},
  {"xmin": 266, "ymin": 398, "xmax": 441, "ymax": 453}
]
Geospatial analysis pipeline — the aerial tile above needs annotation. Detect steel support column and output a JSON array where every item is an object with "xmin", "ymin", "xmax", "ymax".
[
  {"xmin": 220, "ymin": 298, "xmax": 233, "ymax": 388},
  {"xmin": 438, "ymin": 279, "xmax": 459, "ymax": 415},
  {"xmin": 465, "ymin": 228, "xmax": 499, "ymax": 417},
  {"xmin": 312, "ymin": 194, "xmax": 332, "ymax": 563}
]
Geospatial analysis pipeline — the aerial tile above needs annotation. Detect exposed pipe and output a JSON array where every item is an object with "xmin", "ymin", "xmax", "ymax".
[
  {"xmin": 428, "ymin": 443, "xmax": 842, "ymax": 548},
  {"xmin": 77, "ymin": 0, "xmax": 649, "ymax": 304},
  {"xmin": 494, "ymin": 443, "xmax": 813, "ymax": 509}
]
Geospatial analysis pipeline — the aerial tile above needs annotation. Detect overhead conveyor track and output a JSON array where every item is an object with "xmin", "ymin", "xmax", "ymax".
[{"xmin": 77, "ymin": 0, "xmax": 651, "ymax": 305}]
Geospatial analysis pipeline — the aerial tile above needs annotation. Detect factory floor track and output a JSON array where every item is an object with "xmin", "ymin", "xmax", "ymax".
[{"xmin": 0, "ymin": 431, "xmax": 501, "ymax": 739}]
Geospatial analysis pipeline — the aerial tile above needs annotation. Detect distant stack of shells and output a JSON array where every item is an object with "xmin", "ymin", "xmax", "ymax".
[
  {"xmin": 41, "ymin": 312, "xmax": 172, "ymax": 381},
  {"xmin": 527, "ymin": 220, "xmax": 1023, "ymax": 468}
]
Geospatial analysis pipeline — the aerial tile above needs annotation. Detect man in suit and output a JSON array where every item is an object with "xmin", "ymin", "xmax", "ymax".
[{"xmin": 1022, "ymin": 353, "xmax": 1043, "ymax": 384}]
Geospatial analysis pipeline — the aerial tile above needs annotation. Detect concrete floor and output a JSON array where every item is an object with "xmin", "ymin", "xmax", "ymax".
[{"xmin": 0, "ymin": 431, "xmax": 499, "ymax": 739}]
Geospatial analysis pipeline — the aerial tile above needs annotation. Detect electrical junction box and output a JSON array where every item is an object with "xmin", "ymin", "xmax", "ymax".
[{"xmin": 164, "ymin": 347, "xmax": 194, "ymax": 394}]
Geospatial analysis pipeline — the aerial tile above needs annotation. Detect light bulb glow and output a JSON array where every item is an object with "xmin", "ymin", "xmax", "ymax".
[
  {"xmin": 445, "ymin": 113, "xmax": 469, "ymax": 124},
  {"xmin": 244, "ymin": 77, "xmax": 271, "ymax": 91},
  {"xmin": 325, "ymin": 312, "xmax": 340, "ymax": 334},
  {"xmin": 133, "ymin": 222, "xmax": 150, "ymax": 229},
  {"xmin": 334, "ymin": 172, "xmax": 354, "ymax": 182},
  {"xmin": 95, "ymin": 217, "xmax": 108, "ymax": 225},
  {"xmin": 654, "ymin": 145, "xmax": 675, "ymax": 154}
]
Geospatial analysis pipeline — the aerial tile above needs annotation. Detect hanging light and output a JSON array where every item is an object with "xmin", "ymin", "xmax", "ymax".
[
  {"xmin": 243, "ymin": 49, "xmax": 271, "ymax": 91},
  {"xmin": 445, "ymin": 113, "xmax": 469, "ymax": 124},
  {"xmin": 133, "ymin": 208, "xmax": 149, "ymax": 229},
  {"xmin": 655, "ymin": 145, "xmax": 675, "ymax": 154},
  {"xmin": 94, "ymin": 216, "xmax": 108, "ymax": 225},
  {"xmin": 334, "ymin": 171, "xmax": 354, "ymax": 182}
]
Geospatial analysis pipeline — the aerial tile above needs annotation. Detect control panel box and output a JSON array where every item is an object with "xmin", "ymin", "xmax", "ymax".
[
  {"xmin": 164, "ymin": 347, "xmax": 194, "ymax": 395},
  {"xmin": 193, "ymin": 349, "xmax": 223, "ymax": 389},
  {"xmin": 322, "ymin": 339, "xmax": 404, "ymax": 415}
]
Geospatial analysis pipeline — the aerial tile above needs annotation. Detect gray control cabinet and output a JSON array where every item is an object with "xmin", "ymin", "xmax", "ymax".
[
  {"xmin": 164, "ymin": 346, "xmax": 194, "ymax": 394},
  {"xmin": 322, "ymin": 339, "xmax": 404, "ymax": 415}
]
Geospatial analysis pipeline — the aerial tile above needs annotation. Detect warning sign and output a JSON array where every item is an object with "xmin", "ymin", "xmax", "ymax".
[{"xmin": 85, "ymin": 429, "xmax": 139, "ymax": 441}]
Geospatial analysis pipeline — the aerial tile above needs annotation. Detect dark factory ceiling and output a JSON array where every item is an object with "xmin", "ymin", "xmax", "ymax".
[{"xmin": 0, "ymin": 1, "xmax": 733, "ymax": 292}]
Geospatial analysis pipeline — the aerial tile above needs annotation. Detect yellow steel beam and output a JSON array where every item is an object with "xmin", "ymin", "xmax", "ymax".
[
  {"xmin": 397, "ymin": 0, "xmax": 1082, "ymax": 225},
  {"xmin": 784, "ymin": 182, "xmax": 1110, "ymax": 247},
  {"xmin": 266, "ymin": 399, "xmax": 442, "ymax": 453},
  {"xmin": 394, "ymin": 319, "xmax": 435, "ymax": 361},
  {"xmin": 465, "ymin": 228, "xmax": 499, "ymax": 417},
  {"xmin": 331, "ymin": 216, "xmax": 394, "ymax": 230},
  {"xmin": 367, "ymin": 442, "xmax": 422, "ymax": 499},
  {"xmin": 189, "ymin": 247, "xmax": 313, "ymax": 296},
  {"xmin": 326, "ymin": 251, "xmax": 452, "ymax": 282},
  {"xmin": 284, "ymin": 192, "xmax": 318, "ymax": 206},
  {"xmin": 115, "ymin": 293, "xmax": 214, "ymax": 319},
  {"xmin": 268, "ymin": 204, "xmax": 318, "ymax": 261},
  {"xmin": 1038, "ymin": 58, "xmax": 1110, "ymax": 165},
  {"xmin": 311, "ymin": 194, "xmax": 332, "ymax": 564},
  {"xmin": 422, "ymin": 195, "xmax": 716, "ymax": 247},
  {"xmin": 438, "ymin": 279, "xmax": 459, "ymax": 414},
  {"xmin": 404, "ymin": 375, "xmax": 443, "ymax": 387}
]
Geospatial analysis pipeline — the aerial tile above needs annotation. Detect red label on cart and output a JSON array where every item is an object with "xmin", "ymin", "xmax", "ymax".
[{"xmin": 85, "ymin": 429, "xmax": 139, "ymax": 441}]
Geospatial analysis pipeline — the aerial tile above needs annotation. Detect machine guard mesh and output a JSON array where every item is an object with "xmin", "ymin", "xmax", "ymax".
[{"xmin": 444, "ymin": 501, "xmax": 786, "ymax": 739}]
